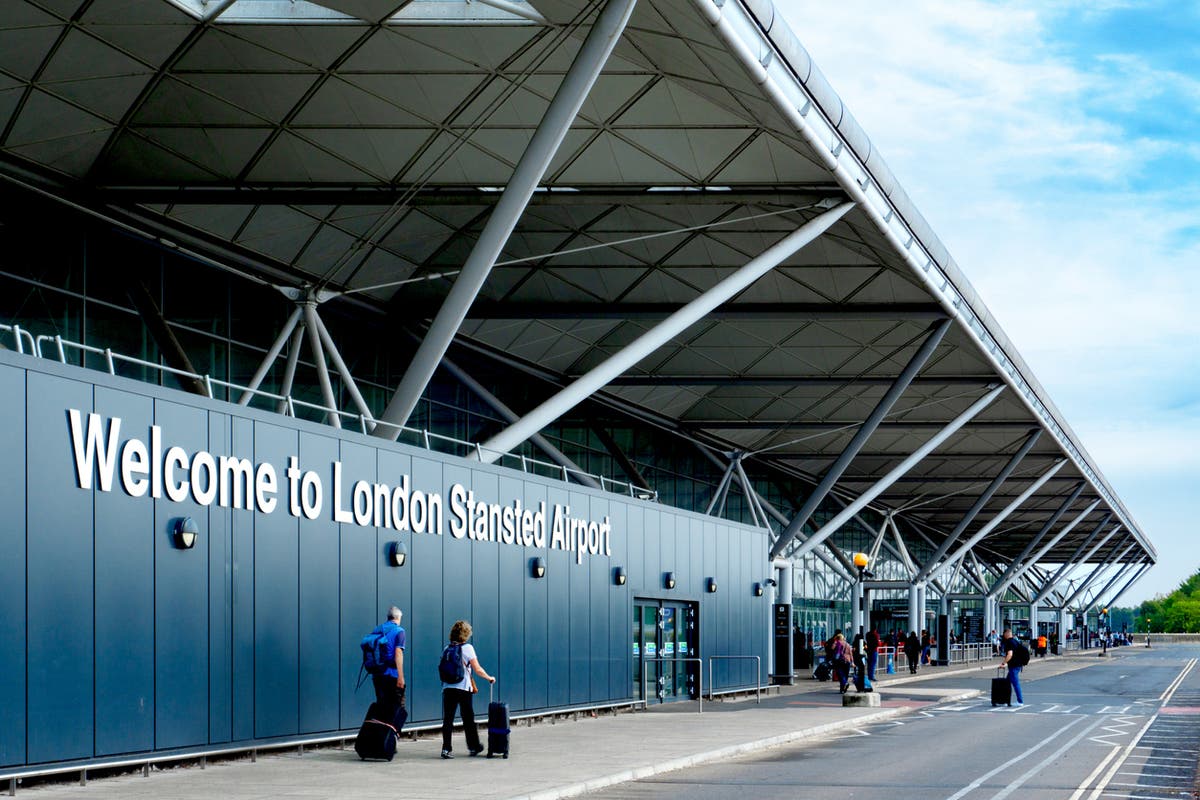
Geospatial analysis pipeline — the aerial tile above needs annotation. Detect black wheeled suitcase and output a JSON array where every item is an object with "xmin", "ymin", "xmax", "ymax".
[
  {"xmin": 990, "ymin": 667, "xmax": 1012, "ymax": 707},
  {"xmin": 486, "ymin": 681, "xmax": 510, "ymax": 759},
  {"xmin": 814, "ymin": 659, "xmax": 832, "ymax": 682},
  {"xmin": 355, "ymin": 702, "xmax": 408, "ymax": 761}
]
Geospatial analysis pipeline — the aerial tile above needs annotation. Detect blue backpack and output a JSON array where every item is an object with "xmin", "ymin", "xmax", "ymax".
[
  {"xmin": 361, "ymin": 625, "xmax": 394, "ymax": 677},
  {"xmin": 438, "ymin": 642, "xmax": 465, "ymax": 684}
]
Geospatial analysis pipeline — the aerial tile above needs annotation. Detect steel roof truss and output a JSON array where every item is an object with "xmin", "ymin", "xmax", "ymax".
[
  {"xmin": 1030, "ymin": 513, "xmax": 1113, "ymax": 605},
  {"xmin": 473, "ymin": 201, "xmax": 856, "ymax": 462},
  {"xmin": 768, "ymin": 318, "xmax": 951, "ymax": 559},
  {"xmin": 376, "ymin": 0, "xmax": 639, "ymax": 436},
  {"xmin": 1061, "ymin": 539, "xmax": 1136, "ymax": 609},
  {"xmin": 986, "ymin": 484, "xmax": 1089, "ymax": 599},
  {"xmin": 925, "ymin": 458, "xmax": 1067, "ymax": 585},
  {"xmin": 913, "ymin": 429, "xmax": 1041, "ymax": 582},
  {"xmin": 1097, "ymin": 562, "xmax": 1151, "ymax": 613}
]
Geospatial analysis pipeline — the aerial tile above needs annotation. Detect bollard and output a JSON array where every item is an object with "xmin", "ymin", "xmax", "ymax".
[{"xmin": 886, "ymin": 654, "xmax": 895, "ymax": 674}]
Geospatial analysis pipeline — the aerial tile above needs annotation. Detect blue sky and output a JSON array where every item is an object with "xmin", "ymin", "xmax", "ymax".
[{"xmin": 775, "ymin": 0, "xmax": 1200, "ymax": 605}]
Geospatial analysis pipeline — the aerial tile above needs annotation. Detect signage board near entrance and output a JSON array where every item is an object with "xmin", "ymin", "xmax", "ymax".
[{"xmin": 772, "ymin": 603, "xmax": 793, "ymax": 684}]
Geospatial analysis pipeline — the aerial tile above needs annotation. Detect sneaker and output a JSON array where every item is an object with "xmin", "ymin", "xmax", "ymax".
[
  {"xmin": 441, "ymin": 750, "xmax": 454, "ymax": 759},
  {"xmin": 468, "ymin": 748, "xmax": 484, "ymax": 757}
]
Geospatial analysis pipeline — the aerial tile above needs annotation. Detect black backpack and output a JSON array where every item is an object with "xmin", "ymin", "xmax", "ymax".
[
  {"xmin": 1010, "ymin": 640, "xmax": 1030, "ymax": 667},
  {"xmin": 438, "ymin": 642, "xmax": 466, "ymax": 683}
]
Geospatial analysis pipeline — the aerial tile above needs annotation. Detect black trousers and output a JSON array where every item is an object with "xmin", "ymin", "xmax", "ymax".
[
  {"xmin": 442, "ymin": 688, "xmax": 481, "ymax": 753},
  {"xmin": 372, "ymin": 674, "xmax": 405, "ymax": 715}
]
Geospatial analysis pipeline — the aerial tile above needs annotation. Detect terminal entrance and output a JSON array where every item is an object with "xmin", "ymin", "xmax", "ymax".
[{"xmin": 633, "ymin": 600, "xmax": 698, "ymax": 703}]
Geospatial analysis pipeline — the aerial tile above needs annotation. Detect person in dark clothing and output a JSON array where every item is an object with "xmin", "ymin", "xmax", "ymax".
[
  {"xmin": 370, "ymin": 606, "xmax": 406, "ymax": 715},
  {"xmin": 831, "ymin": 633, "xmax": 853, "ymax": 693},
  {"xmin": 851, "ymin": 632, "xmax": 872, "ymax": 692},
  {"xmin": 920, "ymin": 629, "xmax": 931, "ymax": 665},
  {"xmin": 865, "ymin": 628, "xmax": 880, "ymax": 682},
  {"xmin": 904, "ymin": 631, "xmax": 921, "ymax": 674},
  {"xmin": 1000, "ymin": 628, "xmax": 1025, "ymax": 705}
]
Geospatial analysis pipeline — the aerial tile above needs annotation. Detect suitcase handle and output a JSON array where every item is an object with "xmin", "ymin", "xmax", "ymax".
[
  {"xmin": 996, "ymin": 665, "xmax": 1008, "ymax": 677},
  {"xmin": 489, "ymin": 677, "xmax": 498, "ymax": 703}
]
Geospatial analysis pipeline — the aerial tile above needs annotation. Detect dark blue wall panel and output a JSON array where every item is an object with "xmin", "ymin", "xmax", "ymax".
[
  {"xmin": 299, "ymin": 433, "xmax": 341, "ymax": 733},
  {"xmin": 230, "ymin": 417, "xmax": 255, "ymax": 742},
  {"xmin": 496, "ymin": 475, "xmax": 525, "ymax": 712},
  {"xmin": 373, "ymin": 448, "xmax": 412, "ymax": 722},
  {"xmin": 469, "ymin": 470, "xmax": 500, "ymax": 701},
  {"xmin": 522, "ymin": 481, "xmax": 549, "ymax": 710},
  {"xmin": 94, "ymin": 387, "xmax": 154, "ymax": 756},
  {"xmin": 0, "ymin": 366, "xmax": 25, "ymax": 767},
  {"xmin": 154, "ymin": 400, "xmax": 210, "ymax": 749},
  {"xmin": 607, "ymin": 502, "xmax": 628, "ymax": 702},
  {"xmin": 568, "ymin": 489, "xmax": 591, "ymax": 706},
  {"xmin": 546, "ymin": 485, "xmax": 570, "ymax": 708},
  {"xmin": 26, "ymin": 373, "xmax": 94, "ymax": 763},
  {"xmin": 406, "ymin": 457, "xmax": 442, "ymax": 725},
  {"xmin": 208, "ymin": 413, "xmax": 232, "ymax": 744},
  {"xmin": 252, "ymin": 422, "xmax": 300, "ymax": 738},
  {"xmin": 337, "ymin": 441, "xmax": 379, "ymax": 729}
]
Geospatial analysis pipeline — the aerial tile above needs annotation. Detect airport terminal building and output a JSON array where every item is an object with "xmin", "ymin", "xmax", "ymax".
[{"xmin": 0, "ymin": 0, "xmax": 1155, "ymax": 778}]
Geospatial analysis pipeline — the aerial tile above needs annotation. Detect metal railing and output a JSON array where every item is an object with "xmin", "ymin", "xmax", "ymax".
[
  {"xmin": 2, "ymin": 328, "xmax": 656, "ymax": 502},
  {"xmin": 640, "ymin": 658, "xmax": 703, "ymax": 713},
  {"xmin": 0, "ymin": 323, "xmax": 35, "ymax": 356},
  {"xmin": 707, "ymin": 655, "xmax": 761, "ymax": 703}
]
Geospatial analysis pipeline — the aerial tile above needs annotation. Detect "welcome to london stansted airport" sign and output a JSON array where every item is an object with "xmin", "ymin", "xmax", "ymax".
[{"xmin": 66, "ymin": 410, "xmax": 613, "ymax": 563}]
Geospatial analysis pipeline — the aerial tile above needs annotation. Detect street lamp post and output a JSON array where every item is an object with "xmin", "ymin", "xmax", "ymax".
[{"xmin": 852, "ymin": 552, "xmax": 872, "ymax": 635}]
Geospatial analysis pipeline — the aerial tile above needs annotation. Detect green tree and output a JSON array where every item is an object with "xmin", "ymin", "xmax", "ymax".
[{"xmin": 1134, "ymin": 567, "xmax": 1200, "ymax": 632}]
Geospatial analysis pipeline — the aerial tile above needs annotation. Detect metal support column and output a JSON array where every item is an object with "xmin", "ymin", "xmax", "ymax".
[
  {"xmin": 908, "ymin": 583, "xmax": 922, "ymax": 636},
  {"xmin": 986, "ymin": 483, "xmax": 1087, "ymax": 598},
  {"xmin": 474, "ymin": 202, "xmax": 856, "ymax": 461},
  {"xmin": 989, "ymin": 496, "xmax": 1100, "ymax": 601},
  {"xmin": 276, "ymin": 322, "xmax": 305, "ymax": 414},
  {"xmin": 312, "ymin": 310, "xmax": 375, "ymax": 427},
  {"xmin": 375, "ymin": 0, "xmax": 640, "ymax": 437},
  {"xmin": 1030, "ymin": 514, "xmax": 1113, "ymax": 605},
  {"xmin": 238, "ymin": 306, "xmax": 302, "ymax": 405},
  {"xmin": 439, "ymin": 357, "xmax": 600, "ymax": 489},
  {"xmin": 926, "ymin": 459, "xmax": 1068, "ymax": 585},
  {"xmin": 768, "ymin": 318, "xmax": 952, "ymax": 559},
  {"xmin": 302, "ymin": 303, "xmax": 341, "ymax": 428},
  {"xmin": 1098, "ymin": 562, "xmax": 1151, "ymax": 612},
  {"xmin": 787, "ymin": 384, "xmax": 1005, "ymax": 562},
  {"xmin": 705, "ymin": 457, "xmax": 739, "ymax": 515},
  {"xmin": 913, "ymin": 430, "xmax": 1041, "ymax": 582},
  {"xmin": 1060, "ymin": 539, "xmax": 1136, "ymax": 608}
]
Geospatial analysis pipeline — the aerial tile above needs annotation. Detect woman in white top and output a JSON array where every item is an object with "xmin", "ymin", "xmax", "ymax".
[{"xmin": 440, "ymin": 620, "xmax": 494, "ymax": 759}]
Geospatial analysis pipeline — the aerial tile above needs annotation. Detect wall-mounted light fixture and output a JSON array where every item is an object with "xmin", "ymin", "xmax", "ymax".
[
  {"xmin": 614, "ymin": 566, "xmax": 627, "ymax": 586},
  {"xmin": 387, "ymin": 541, "xmax": 407, "ymax": 567},
  {"xmin": 706, "ymin": 577, "xmax": 717, "ymax": 593},
  {"xmin": 531, "ymin": 557, "xmax": 546, "ymax": 579},
  {"xmin": 173, "ymin": 517, "xmax": 199, "ymax": 550},
  {"xmin": 663, "ymin": 571, "xmax": 675, "ymax": 590},
  {"xmin": 753, "ymin": 582, "xmax": 764, "ymax": 597}
]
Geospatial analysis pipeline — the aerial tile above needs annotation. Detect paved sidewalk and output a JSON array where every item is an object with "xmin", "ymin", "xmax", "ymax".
[{"xmin": 20, "ymin": 656, "xmax": 1103, "ymax": 800}]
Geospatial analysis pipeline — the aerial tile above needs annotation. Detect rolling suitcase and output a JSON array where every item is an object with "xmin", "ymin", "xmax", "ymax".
[
  {"xmin": 990, "ymin": 666, "xmax": 1012, "ymax": 707},
  {"xmin": 486, "ymin": 681, "xmax": 510, "ymax": 759},
  {"xmin": 355, "ymin": 701, "xmax": 407, "ymax": 761},
  {"xmin": 813, "ymin": 659, "xmax": 832, "ymax": 682}
]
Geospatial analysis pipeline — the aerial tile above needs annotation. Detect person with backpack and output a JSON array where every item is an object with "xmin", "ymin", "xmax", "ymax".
[
  {"xmin": 904, "ymin": 631, "xmax": 921, "ymax": 674},
  {"xmin": 439, "ymin": 619, "xmax": 494, "ymax": 759},
  {"xmin": 365, "ymin": 606, "xmax": 406, "ymax": 714},
  {"xmin": 1000, "ymin": 628, "xmax": 1029, "ymax": 705},
  {"xmin": 830, "ymin": 632, "xmax": 853, "ymax": 693}
]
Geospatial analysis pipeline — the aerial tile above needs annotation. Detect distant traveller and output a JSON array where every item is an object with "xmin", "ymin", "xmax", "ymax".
[
  {"xmin": 370, "ymin": 606, "xmax": 406, "ymax": 714},
  {"xmin": 865, "ymin": 627, "xmax": 880, "ymax": 682},
  {"xmin": 904, "ymin": 631, "xmax": 921, "ymax": 674},
  {"xmin": 831, "ymin": 632, "xmax": 853, "ymax": 693},
  {"xmin": 1000, "ymin": 628, "xmax": 1029, "ymax": 706}
]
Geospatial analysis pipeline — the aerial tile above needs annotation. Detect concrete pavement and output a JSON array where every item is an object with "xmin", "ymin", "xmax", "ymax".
[{"xmin": 18, "ymin": 653, "xmax": 1111, "ymax": 800}]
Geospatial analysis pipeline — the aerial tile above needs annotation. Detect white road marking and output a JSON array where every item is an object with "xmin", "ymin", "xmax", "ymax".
[
  {"xmin": 988, "ymin": 715, "xmax": 1111, "ymax": 800},
  {"xmin": 943, "ymin": 716, "xmax": 1088, "ymax": 800},
  {"xmin": 1098, "ymin": 706, "xmax": 1131, "ymax": 714},
  {"xmin": 1072, "ymin": 714, "xmax": 1158, "ymax": 800}
]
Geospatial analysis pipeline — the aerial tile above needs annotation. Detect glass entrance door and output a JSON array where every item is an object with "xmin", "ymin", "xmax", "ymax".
[{"xmin": 633, "ymin": 599, "xmax": 698, "ymax": 703}]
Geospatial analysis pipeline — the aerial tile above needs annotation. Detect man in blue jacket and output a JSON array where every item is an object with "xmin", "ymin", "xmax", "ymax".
[{"xmin": 372, "ymin": 606, "xmax": 407, "ymax": 713}]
